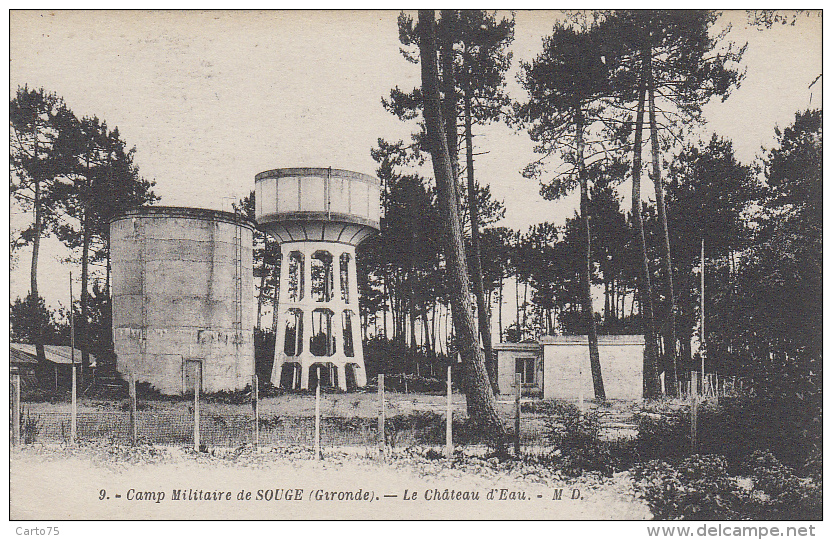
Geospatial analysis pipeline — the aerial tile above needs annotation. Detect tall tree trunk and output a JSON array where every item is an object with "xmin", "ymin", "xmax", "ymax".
[
  {"xmin": 256, "ymin": 270, "xmax": 266, "ymax": 331},
  {"xmin": 32, "ymin": 133, "xmax": 46, "ymax": 368},
  {"xmin": 576, "ymin": 105, "xmax": 606, "ymax": 401},
  {"xmin": 409, "ymin": 206, "xmax": 419, "ymax": 352},
  {"xmin": 412, "ymin": 301, "xmax": 419, "ymax": 374},
  {"xmin": 514, "ymin": 271, "xmax": 521, "ymax": 341},
  {"xmin": 80, "ymin": 209, "xmax": 91, "ymax": 372},
  {"xmin": 498, "ymin": 275, "xmax": 504, "ymax": 342},
  {"xmin": 462, "ymin": 45, "xmax": 497, "ymax": 393},
  {"xmin": 418, "ymin": 9, "xmax": 506, "ymax": 441},
  {"xmin": 604, "ymin": 281, "xmax": 611, "ymax": 323},
  {"xmin": 105, "ymin": 231, "xmax": 113, "ymax": 357},
  {"xmin": 271, "ymin": 251, "xmax": 280, "ymax": 333},
  {"xmin": 633, "ymin": 63, "xmax": 662, "ymax": 399},
  {"xmin": 382, "ymin": 273, "xmax": 389, "ymax": 340},
  {"xmin": 256, "ymin": 237, "xmax": 268, "ymax": 331},
  {"xmin": 421, "ymin": 301, "xmax": 432, "ymax": 355},
  {"xmin": 440, "ymin": 10, "xmax": 459, "ymax": 181},
  {"xmin": 647, "ymin": 55, "xmax": 679, "ymax": 397}
]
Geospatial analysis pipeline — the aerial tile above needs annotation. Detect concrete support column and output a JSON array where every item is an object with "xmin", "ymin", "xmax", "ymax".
[
  {"xmin": 348, "ymin": 252, "xmax": 366, "ymax": 385},
  {"xmin": 300, "ymin": 362, "xmax": 309, "ymax": 390},
  {"xmin": 271, "ymin": 249, "xmax": 290, "ymax": 385},
  {"xmin": 333, "ymin": 250, "xmax": 342, "ymax": 306},
  {"xmin": 302, "ymin": 245, "xmax": 312, "ymax": 303},
  {"xmin": 337, "ymin": 364, "xmax": 347, "ymax": 390}
]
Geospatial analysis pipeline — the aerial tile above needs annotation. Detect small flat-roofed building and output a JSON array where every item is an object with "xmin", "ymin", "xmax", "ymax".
[{"xmin": 495, "ymin": 335, "xmax": 644, "ymax": 401}]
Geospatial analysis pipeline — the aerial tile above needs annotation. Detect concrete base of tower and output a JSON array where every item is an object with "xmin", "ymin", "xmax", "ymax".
[
  {"xmin": 268, "ymin": 240, "xmax": 369, "ymax": 392},
  {"xmin": 271, "ymin": 355, "xmax": 367, "ymax": 391}
]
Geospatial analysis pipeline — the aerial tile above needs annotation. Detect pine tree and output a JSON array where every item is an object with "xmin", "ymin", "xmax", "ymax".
[{"xmin": 418, "ymin": 9, "xmax": 506, "ymax": 443}]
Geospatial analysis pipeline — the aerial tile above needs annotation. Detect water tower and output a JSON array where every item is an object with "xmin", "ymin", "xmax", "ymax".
[
  {"xmin": 255, "ymin": 168, "xmax": 380, "ymax": 390},
  {"xmin": 110, "ymin": 207, "xmax": 255, "ymax": 395}
]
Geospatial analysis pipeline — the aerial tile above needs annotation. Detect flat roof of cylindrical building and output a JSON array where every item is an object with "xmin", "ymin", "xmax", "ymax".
[{"xmin": 111, "ymin": 206, "xmax": 257, "ymax": 230}]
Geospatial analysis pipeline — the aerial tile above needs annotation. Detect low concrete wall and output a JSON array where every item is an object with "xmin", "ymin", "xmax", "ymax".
[{"xmin": 541, "ymin": 335, "xmax": 643, "ymax": 401}]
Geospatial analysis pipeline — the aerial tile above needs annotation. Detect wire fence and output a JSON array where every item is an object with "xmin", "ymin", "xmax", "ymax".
[
  {"xmin": 10, "ymin": 369, "xmax": 663, "ymax": 454},
  {"xmin": 15, "ymin": 408, "xmax": 558, "ymax": 450}
]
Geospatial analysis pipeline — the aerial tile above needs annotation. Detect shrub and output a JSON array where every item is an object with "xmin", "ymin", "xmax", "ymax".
[
  {"xmin": 543, "ymin": 402, "xmax": 634, "ymax": 476},
  {"xmin": 21, "ymin": 407, "xmax": 41, "ymax": 444},
  {"xmin": 202, "ymin": 386, "xmax": 253, "ymax": 405},
  {"xmin": 742, "ymin": 450, "xmax": 822, "ymax": 520},
  {"xmin": 367, "ymin": 373, "xmax": 446, "ymax": 394},
  {"xmin": 383, "ymin": 411, "xmax": 484, "ymax": 447},
  {"xmin": 633, "ymin": 451, "xmax": 823, "ymax": 521},
  {"xmin": 634, "ymin": 454, "xmax": 744, "ymax": 520},
  {"xmin": 636, "ymin": 397, "xmax": 822, "ymax": 477},
  {"xmin": 636, "ymin": 411, "xmax": 690, "ymax": 463},
  {"xmin": 119, "ymin": 400, "xmax": 150, "ymax": 412}
]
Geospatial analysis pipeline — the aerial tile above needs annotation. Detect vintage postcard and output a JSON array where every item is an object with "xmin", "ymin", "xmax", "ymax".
[{"xmin": 8, "ymin": 9, "xmax": 822, "ymax": 528}]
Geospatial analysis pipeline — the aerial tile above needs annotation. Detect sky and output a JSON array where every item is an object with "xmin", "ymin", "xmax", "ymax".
[{"xmin": 8, "ymin": 10, "xmax": 823, "ymax": 308}]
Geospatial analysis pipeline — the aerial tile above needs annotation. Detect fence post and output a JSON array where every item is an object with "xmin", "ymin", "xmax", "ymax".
[
  {"xmin": 11, "ymin": 369, "xmax": 21, "ymax": 447},
  {"xmin": 514, "ymin": 372, "xmax": 521, "ymax": 456},
  {"xmin": 314, "ymin": 366, "xmax": 321, "ymax": 459},
  {"xmin": 445, "ymin": 366, "xmax": 453, "ymax": 459},
  {"xmin": 378, "ymin": 373, "xmax": 385, "ymax": 460},
  {"xmin": 690, "ymin": 371, "xmax": 699, "ymax": 454},
  {"xmin": 70, "ymin": 272, "xmax": 77, "ymax": 446},
  {"xmin": 129, "ymin": 373, "xmax": 137, "ymax": 446},
  {"xmin": 71, "ymin": 363, "xmax": 77, "ymax": 445},
  {"xmin": 194, "ymin": 362, "xmax": 201, "ymax": 452},
  {"xmin": 253, "ymin": 374, "xmax": 259, "ymax": 449}
]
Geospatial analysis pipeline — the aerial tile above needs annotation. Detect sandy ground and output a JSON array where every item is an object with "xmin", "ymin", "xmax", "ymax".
[{"xmin": 10, "ymin": 444, "xmax": 651, "ymax": 520}]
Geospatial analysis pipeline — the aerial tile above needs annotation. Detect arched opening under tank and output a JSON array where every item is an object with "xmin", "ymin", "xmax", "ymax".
[
  {"xmin": 279, "ymin": 362, "xmax": 302, "ymax": 389},
  {"xmin": 345, "ymin": 362, "xmax": 361, "ymax": 391},
  {"xmin": 311, "ymin": 250, "xmax": 333, "ymax": 302},
  {"xmin": 310, "ymin": 308, "xmax": 335, "ymax": 357},
  {"xmin": 308, "ymin": 362, "xmax": 338, "ymax": 389},
  {"xmin": 283, "ymin": 308, "xmax": 304, "ymax": 356},
  {"xmin": 339, "ymin": 252, "xmax": 351, "ymax": 303},
  {"xmin": 342, "ymin": 310, "xmax": 355, "ymax": 357},
  {"xmin": 288, "ymin": 251, "xmax": 304, "ymax": 301}
]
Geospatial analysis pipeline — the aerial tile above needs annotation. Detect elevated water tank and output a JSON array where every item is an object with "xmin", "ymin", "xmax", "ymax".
[
  {"xmin": 255, "ymin": 168, "xmax": 380, "ymax": 390},
  {"xmin": 110, "ymin": 207, "xmax": 255, "ymax": 395}
]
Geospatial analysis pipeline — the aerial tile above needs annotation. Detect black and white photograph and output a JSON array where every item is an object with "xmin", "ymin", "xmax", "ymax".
[{"xmin": 8, "ymin": 9, "xmax": 823, "ymax": 527}]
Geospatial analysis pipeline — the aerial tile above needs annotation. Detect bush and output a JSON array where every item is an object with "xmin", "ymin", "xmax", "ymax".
[
  {"xmin": 366, "ymin": 373, "xmax": 446, "ymax": 394},
  {"xmin": 384, "ymin": 411, "xmax": 485, "ymax": 447},
  {"xmin": 20, "ymin": 407, "xmax": 41, "ymax": 444},
  {"xmin": 636, "ymin": 411, "xmax": 690, "ymax": 462},
  {"xmin": 202, "ymin": 386, "xmax": 253, "ymax": 405},
  {"xmin": 635, "ymin": 397, "xmax": 821, "ymax": 477},
  {"xmin": 634, "ymin": 454, "xmax": 744, "ymax": 520},
  {"xmin": 633, "ymin": 451, "xmax": 823, "ymax": 521},
  {"xmin": 742, "ymin": 450, "xmax": 822, "ymax": 520},
  {"xmin": 254, "ymin": 329, "xmax": 275, "ymax": 384},
  {"xmin": 543, "ymin": 402, "xmax": 634, "ymax": 476}
]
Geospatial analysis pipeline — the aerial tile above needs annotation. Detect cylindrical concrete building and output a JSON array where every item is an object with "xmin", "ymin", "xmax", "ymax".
[
  {"xmin": 255, "ymin": 168, "xmax": 380, "ymax": 391},
  {"xmin": 110, "ymin": 206, "xmax": 255, "ymax": 395}
]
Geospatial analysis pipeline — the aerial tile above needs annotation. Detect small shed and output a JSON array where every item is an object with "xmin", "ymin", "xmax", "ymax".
[
  {"xmin": 496, "ymin": 335, "xmax": 644, "ymax": 401},
  {"xmin": 10, "ymin": 343, "xmax": 96, "ymax": 390},
  {"xmin": 9, "ymin": 346, "xmax": 40, "ymax": 392},
  {"xmin": 494, "ymin": 342, "xmax": 543, "ymax": 397}
]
